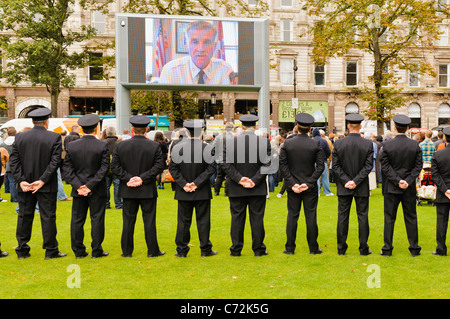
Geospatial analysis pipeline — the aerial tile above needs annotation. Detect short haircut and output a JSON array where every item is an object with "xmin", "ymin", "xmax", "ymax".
[
  {"xmin": 32, "ymin": 119, "xmax": 48, "ymax": 126},
  {"xmin": 132, "ymin": 126, "xmax": 146, "ymax": 135},
  {"xmin": 395, "ymin": 125, "xmax": 408, "ymax": 134},
  {"xmin": 71, "ymin": 125, "xmax": 79, "ymax": 132},
  {"xmin": 225, "ymin": 122, "xmax": 234, "ymax": 132},
  {"xmin": 296, "ymin": 124, "xmax": 310, "ymax": 135},
  {"xmin": 445, "ymin": 134, "xmax": 450, "ymax": 142},
  {"xmin": 425, "ymin": 130, "xmax": 433, "ymax": 139},
  {"xmin": 105, "ymin": 126, "xmax": 116, "ymax": 137},
  {"xmin": 83, "ymin": 126, "xmax": 97, "ymax": 134},
  {"xmin": 186, "ymin": 20, "xmax": 217, "ymax": 43},
  {"xmin": 7, "ymin": 127, "xmax": 16, "ymax": 136},
  {"xmin": 187, "ymin": 128, "xmax": 203, "ymax": 138},
  {"xmin": 348, "ymin": 123, "xmax": 361, "ymax": 131}
]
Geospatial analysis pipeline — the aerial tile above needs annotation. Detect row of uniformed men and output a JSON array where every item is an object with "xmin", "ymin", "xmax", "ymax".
[{"xmin": 0, "ymin": 109, "xmax": 449, "ymax": 259}]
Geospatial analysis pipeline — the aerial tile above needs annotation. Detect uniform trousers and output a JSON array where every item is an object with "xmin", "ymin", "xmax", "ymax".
[
  {"xmin": 229, "ymin": 195, "xmax": 266, "ymax": 255},
  {"xmin": 175, "ymin": 199, "xmax": 213, "ymax": 256},
  {"xmin": 121, "ymin": 198, "xmax": 160, "ymax": 256},
  {"xmin": 70, "ymin": 193, "xmax": 106, "ymax": 257},
  {"xmin": 16, "ymin": 192, "xmax": 59, "ymax": 258},
  {"xmin": 285, "ymin": 191, "xmax": 319, "ymax": 253},
  {"xmin": 214, "ymin": 165, "xmax": 228, "ymax": 195},
  {"xmin": 337, "ymin": 195, "xmax": 370, "ymax": 255},
  {"xmin": 435, "ymin": 203, "xmax": 450, "ymax": 256},
  {"xmin": 382, "ymin": 191, "xmax": 421, "ymax": 256}
]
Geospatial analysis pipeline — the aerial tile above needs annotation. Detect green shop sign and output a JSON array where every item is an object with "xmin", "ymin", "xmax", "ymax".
[{"xmin": 278, "ymin": 100, "xmax": 328, "ymax": 123}]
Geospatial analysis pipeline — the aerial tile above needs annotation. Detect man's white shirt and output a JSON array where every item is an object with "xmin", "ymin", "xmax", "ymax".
[{"xmin": 159, "ymin": 56, "xmax": 234, "ymax": 85}]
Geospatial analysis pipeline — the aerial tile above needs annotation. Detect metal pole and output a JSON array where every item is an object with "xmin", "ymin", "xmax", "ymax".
[{"xmin": 293, "ymin": 59, "xmax": 297, "ymax": 117}]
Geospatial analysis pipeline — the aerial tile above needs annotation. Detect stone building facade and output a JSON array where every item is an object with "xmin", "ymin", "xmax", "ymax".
[{"xmin": 1, "ymin": 0, "xmax": 450, "ymax": 135}]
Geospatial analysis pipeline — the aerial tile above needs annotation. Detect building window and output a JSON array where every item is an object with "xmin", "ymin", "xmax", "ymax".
[
  {"xmin": 91, "ymin": 11, "xmax": 106, "ymax": 34},
  {"xmin": 89, "ymin": 53, "xmax": 103, "ymax": 81},
  {"xmin": 281, "ymin": 20, "xmax": 292, "ymax": 42},
  {"xmin": 314, "ymin": 64, "xmax": 325, "ymax": 86},
  {"xmin": 345, "ymin": 102, "xmax": 359, "ymax": 115},
  {"xmin": 438, "ymin": 0, "xmax": 449, "ymax": 12},
  {"xmin": 439, "ymin": 25, "xmax": 448, "ymax": 46},
  {"xmin": 280, "ymin": 58, "xmax": 294, "ymax": 86},
  {"xmin": 408, "ymin": 103, "xmax": 421, "ymax": 128},
  {"xmin": 438, "ymin": 103, "xmax": 450, "ymax": 125},
  {"xmin": 281, "ymin": 0, "xmax": 293, "ymax": 7},
  {"xmin": 439, "ymin": 63, "xmax": 449, "ymax": 87},
  {"xmin": 346, "ymin": 61, "xmax": 358, "ymax": 86},
  {"xmin": 70, "ymin": 97, "xmax": 115, "ymax": 115},
  {"xmin": 345, "ymin": 102, "xmax": 359, "ymax": 127},
  {"xmin": 409, "ymin": 68, "xmax": 420, "ymax": 87}
]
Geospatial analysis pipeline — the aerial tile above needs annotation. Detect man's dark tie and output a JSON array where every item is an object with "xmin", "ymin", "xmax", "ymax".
[{"xmin": 198, "ymin": 70, "xmax": 205, "ymax": 84}]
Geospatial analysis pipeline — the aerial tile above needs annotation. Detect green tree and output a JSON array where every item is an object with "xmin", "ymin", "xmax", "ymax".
[
  {"xmin": 303, "ymin": 0, "xmax": 449, "ymax": 134},
  {"xmin": 0, "ymin": 0, "xmax": 112, "ymax": 116},
  {"xmin": 123, "ymin": 0, "xmax": 268, "ymax": 17},
  {"xmin": 131, "ymin": 90, "xmax": 198, "ymax": 128}
]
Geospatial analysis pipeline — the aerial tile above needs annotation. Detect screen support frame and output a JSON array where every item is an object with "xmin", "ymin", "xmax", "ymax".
[{"xmin": 115, "ymin": 13, "xmax": 270, "ymax": 133}]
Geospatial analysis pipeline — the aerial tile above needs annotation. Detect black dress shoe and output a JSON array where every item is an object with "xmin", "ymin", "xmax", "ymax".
[
  {"xmin": 310, "ymin": 248, "xmax": 323, "ymax": 255},
  {"xmin": 148, "ymin": 251, "xmax": 165, "ymax": 258},
  {"xmin": 45, "ymin": 252, "xmax": 67, "ymax": 260},
  {"xmin": 360, "ymin": 250, "xmax": 372, "ymax": 256},
  {"xmin": 92, "ymin": 252, "xmax": 109, "ymax": 259},
  {"xmin": 432, "ymin": 251, "xmax": 446, "ymax": 256},
  {"xmin": 121, "ymin": 253, "xmax": 132, "ymax": 257},
  {"xmin": 174, "ymin": 252, "xmax": 187, "ymax": 258},
  {"xmin": 411, "ymin": 252, "xmax": 421, "ymax": 257},
  {"xmin": 0, "ymin": 251, "xmax": 9, "ymax": 258},
  {"xmin": 201, "ymin": 250, "xmax": 218, "ymax": 257},
  {"xmin": 17, "ymin": 253, "xmax": 31, "ymax": 259},
  {"xmin": 380, "ymin": 250, "xmax": 391, "ymax": 257},
  {"xmin": 283, "ymin": 250, "xmax": 294, "ymax": 255},
  {"xmin": 76, "ymin": 252, "xmax": 89, "ymax": 259},
  {"xmin": 230, "ymin": 252, "xmax": 241, "ymax": 257},
  {"xmin": 254, "ymin": 250, "xmax": 268, "ymax": 257}
]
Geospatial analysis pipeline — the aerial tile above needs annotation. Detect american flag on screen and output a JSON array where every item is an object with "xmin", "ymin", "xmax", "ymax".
[
  {"xmin": 214, "ymin": 21, "xmax": 225, "ymax": 61},
  {"xmin": 155, "ymin": 19, "xmax": 168, "ymax": 77}
]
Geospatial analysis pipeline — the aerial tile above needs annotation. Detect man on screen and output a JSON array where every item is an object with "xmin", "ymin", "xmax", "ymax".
[{"xmin": 159, "ymin": 20, "xmax": 234, "ymax": 85}]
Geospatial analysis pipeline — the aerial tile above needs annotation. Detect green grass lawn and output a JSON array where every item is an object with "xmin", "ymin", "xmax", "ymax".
[{"xmin": 0, "ymin": 182, "xmax": 448, "ymax": 299}]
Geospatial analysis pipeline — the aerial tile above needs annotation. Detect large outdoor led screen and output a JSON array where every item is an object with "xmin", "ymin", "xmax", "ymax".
[{"xmin": 126, "ymin": 16, "xmax": 261, "ymax": 87}]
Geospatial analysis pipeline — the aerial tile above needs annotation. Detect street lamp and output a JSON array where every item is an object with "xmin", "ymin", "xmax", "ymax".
[
  {"xmin": 204, "ymin": 93, "xmax": 217, "ymax": 132},
  {"xmin": 293, "ymin": 59, "xmax": 298, "ymax": 119}
]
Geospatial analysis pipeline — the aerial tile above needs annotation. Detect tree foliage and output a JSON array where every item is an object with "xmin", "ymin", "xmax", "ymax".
[
  {"xmin": 123, "ymin": 0, "xmax": 269, "ymax": 18},
  {"xmin": 303, "ymin": 0, "xmax": 450, "ymax": 134},
  {"xmin": 0, "ymin": 0, "xmax": 113, "ymax": 116},
  {"xmin": 131, "ymin": 90, "xmax": 199, "ymax": 128}
]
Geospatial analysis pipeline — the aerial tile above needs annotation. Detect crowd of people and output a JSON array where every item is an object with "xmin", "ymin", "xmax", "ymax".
[{"xmin": 0, "ymin": 108, "xmax": 449, "ymax": 260}]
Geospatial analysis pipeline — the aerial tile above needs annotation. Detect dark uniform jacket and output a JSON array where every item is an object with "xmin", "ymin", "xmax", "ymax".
[
  {"xmin": 168, "ymin": 138, "xmax": 216, "ymax": 201},
  {"xmin": 62, "ymin": 135, "xmax": 110, "ymax": 198},
  {"xmin": 9, "ymin": 125, "xmax": 62, "ymax": 193},
  {"xmin": 222, "ymin": 131, "xmax": 271, "ymax": 198},
  {"xmin": 64, "ymin": 131, "xmax": 80, "ymax": 151},
  {"xmin": 431, "ymin": 145, "xmax": 450, "ymax": 204},
  {"xmin": 279, "ymin": 134, "xmax": 324, "ymax": 192},
  {"xmin": 332, "ymin": 133, "xmax": 374, "ymax": 197},
  {"xmin": 110, "ymin": 135, "xmax": 164, "ymax": 199},
  {"xmin": 379, "ymin": 134, "xmax": 423, "ymax": 195}
]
